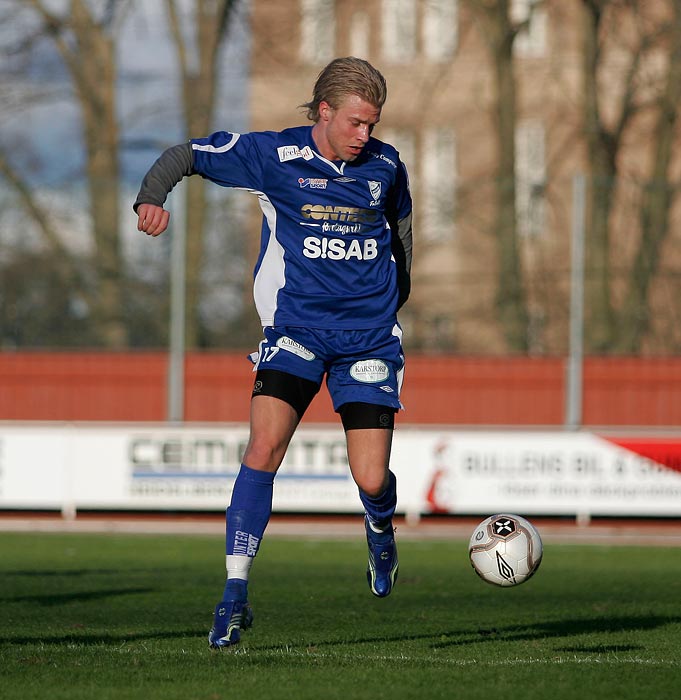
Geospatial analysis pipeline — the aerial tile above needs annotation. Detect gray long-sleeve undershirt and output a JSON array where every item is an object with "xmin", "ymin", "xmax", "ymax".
[{"xmin": 133, "ymin": 142, "xmax": 194, "ymax": 213}]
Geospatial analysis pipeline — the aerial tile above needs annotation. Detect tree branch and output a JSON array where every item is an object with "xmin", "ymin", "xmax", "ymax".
[{"xmin": 0, "ymin": 148, "xmax": 89, "ymax": 298}]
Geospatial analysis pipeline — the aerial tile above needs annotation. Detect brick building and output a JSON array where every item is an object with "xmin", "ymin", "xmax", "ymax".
[{"xmin": 246, "ymin": 0, "xmax": 681, "ymax": 355}]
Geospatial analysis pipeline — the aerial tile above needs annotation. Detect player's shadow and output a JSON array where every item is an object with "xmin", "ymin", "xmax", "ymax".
[
  {"xmin": 265, "ymin": 613, "xmax": 680, "ymax": 653},
  {"xmin": 5, "ymin": 569, "xmax": 122, "ymax": 577},
  {"xmin": 3, "ymin": 568, "xmax": 164, "ymax": 606},
  {"xmin": 429, "ymin": 614, "xmax": 680, "ymax": 649},
  {"xmin": 4, "ymin": 629, "xmax": 203, "ymax": 646},
  {"xmin": 5, "ymin": 587, "xmax": 155, "ymax": 606},
  {"xmin": 7, "ymin": 615, "xmax": 675, "ymax": 650}
]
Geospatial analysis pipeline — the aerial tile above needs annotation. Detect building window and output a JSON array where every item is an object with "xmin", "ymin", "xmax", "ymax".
[
  {"xmin": 515, "ymin": 119, "xmax": 546, "ymax": 236},
  {"xmin": 381, "ymin": 0, "xmax": 416, "ymax": 63},
  {"xmin": 349, "ymin": 10, "xmax": 370, "ymax": 59},
  {"xmin": 510, "ymin": 0, "xmax": 547, "ymax": 57},
  {"xmin": 380, "ymin": 128, "xmax": 416, "ymax": 177},
  {"xmin": 300, "ymin": 0, "xmax": 335, "ymax": 64},
  {"xmin": 422, "ymin": 127, "xmax": 456, "ymax": 242},
  {"xmin": 423, "ymin": 0, "xmax": 458, "ymax": 62}
]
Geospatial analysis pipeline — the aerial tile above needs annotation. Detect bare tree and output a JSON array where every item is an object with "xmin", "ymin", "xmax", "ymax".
[
  {"xmin": 32, "ymin": 0, "xmax": 129, "ymax": 346},
  {"xmin": 614, "ymin": 0, "xmax": 681, "ymax": 351},
  {"xmin": 464, "ymin": 0, "xmax": 531, "ymax": 352},
  {"xmin": 164, "ymin": 0, "xmax": 242, "ymax": 348},
  {"xmin": 0, "ymin": 0, "xmax": 130, "ymax": 347},
  {"xmin": 0, "ymin": 150, "xmax": 89, "ymax": 296},
  {"xmin": 580, "ymin": 0, "xmax": 681, "ymax": 352},
  {"xmin": 0, "ymin": 0, "xmax": 245, "ymax": 349}
]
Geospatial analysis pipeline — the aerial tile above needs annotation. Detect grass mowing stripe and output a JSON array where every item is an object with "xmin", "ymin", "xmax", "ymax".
[
  {"xmin": 51, "ymin": 648, "xmax": 681, "ymax": 667},
  {"xmin": 1, "ymin": 531, "xmax": 680, "ymax": 700},
  {"xmin": 220, "ymin": 646, "xmax": 681, "ymax": 666}
]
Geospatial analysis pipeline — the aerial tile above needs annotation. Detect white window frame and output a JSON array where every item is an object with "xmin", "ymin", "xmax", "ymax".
[
  {"xmin": 515, "ymin": 119, "xmax": 546, "ymax": 237},
  {"xmin": 380, "ymin": 127, "xmax": 416, "ymax": 178},
  {"xmin": 421, "ymin": 127, "xmax": 456, "ymax": 242},
  {"xmin": 381, "ymin": 0, "xmax": 417, "ymax": 64},
  {"xmin": 348, "ymin": 10, "xmax": 371, "ymax": 59},
  {"xmin": 423, "ymin": 0, "xmax": 459, "ymax": 62},
  {"xmin": 300, "ymin": 0, "xmax": 335, "ymax": 64},
  {"xmin": 510, "ymin": 0, "xmax": 547, "ymax": 57}
]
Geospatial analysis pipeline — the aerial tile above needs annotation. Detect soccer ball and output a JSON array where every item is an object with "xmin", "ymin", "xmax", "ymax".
[{"xmin": 468, "ymin": 514, "xmax": 543, "ymax": 587}]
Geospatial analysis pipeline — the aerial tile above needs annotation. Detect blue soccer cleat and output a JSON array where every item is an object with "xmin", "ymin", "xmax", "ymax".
[
  {"xmin": 208, "ymin": 599, "xmax": 254, "ymax": 649},
  {"xmin": 365, "ymin": 516, "xmax": 398, "ymax": 597}
]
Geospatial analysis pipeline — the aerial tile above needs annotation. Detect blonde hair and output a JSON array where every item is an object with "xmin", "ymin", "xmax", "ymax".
[{"xmin": 301, "ymin": 57, "xmax": 387, "ymax": 122}]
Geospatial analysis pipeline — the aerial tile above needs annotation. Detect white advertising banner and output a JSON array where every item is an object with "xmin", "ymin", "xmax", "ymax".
[
  {"xmin": 1, "ymin": 423, "xmax": 680, "ymax": 518},
  {"xmin": 397, "ymin": 430, "xmax": 681, "ymax": 518}
]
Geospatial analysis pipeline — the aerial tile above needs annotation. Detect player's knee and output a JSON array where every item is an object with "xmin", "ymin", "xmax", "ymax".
[
  {"xmin": 356, "ymin": 472, "xmax": 390, "ymax": 498},
  {"xmin": 242, "ymin": 439, "xmax": 287, "ymax": 472}
]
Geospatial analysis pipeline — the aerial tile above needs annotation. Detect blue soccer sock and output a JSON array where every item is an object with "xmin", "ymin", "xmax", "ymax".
[
  {"xmin": 359, "ymin": 469, "xmax": 397, "ymax": 532},
  {"xmin": 221, "ymin": 464, "xmax": 275, "ymax": 600}
]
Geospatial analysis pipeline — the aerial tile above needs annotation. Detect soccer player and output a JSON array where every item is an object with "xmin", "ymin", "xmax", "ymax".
[{"xmin": 134, "ymin": 57, "xmax": 413, "ymax": 648}]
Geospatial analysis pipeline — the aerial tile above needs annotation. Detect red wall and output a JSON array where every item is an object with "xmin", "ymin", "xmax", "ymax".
[{"xmin": 0, "ymin": 351, "xmax": 679, "ymax": 426}]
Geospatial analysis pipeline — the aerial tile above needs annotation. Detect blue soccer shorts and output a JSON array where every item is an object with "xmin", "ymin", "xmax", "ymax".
[{"xmin": 249, "ymin": 325, "xmax": 405, "ymax": 412}]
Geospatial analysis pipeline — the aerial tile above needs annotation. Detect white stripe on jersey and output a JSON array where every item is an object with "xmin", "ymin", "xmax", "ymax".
[
  {"xmin": 392, "ymin": 323, "xmax": 405, "ymax": 409},
  {"xmin": 192, "ymin": 133, "xmax": 241, "ymax": 153},
  {"xmin": 253, "ymin": 193, "xmax": 285, "ymax": 327},
  {"xmin": 312, "ymin": 151, "xmax": 346, "ymax": 175}
]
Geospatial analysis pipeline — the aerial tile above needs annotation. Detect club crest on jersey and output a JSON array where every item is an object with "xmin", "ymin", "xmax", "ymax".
[
  {"xmin": 368, "ymin": 180, "xmax": 382, "ymax": 206},
  {"xmin": 299, "ymin": 177, "xmax": 328, "ymax": 189},
  {"xmin": 278, "ymin": 145, "xmax": 314, "ymax": 162}
]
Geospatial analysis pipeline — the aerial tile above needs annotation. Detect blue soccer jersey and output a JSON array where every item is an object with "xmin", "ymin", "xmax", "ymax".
[{"xmin": 189, "ymin": 126, "xmax": 412, "ymax": 330}]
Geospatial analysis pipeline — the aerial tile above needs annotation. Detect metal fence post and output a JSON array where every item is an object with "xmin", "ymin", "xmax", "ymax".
[
  {"xmin": 565, "ymin": 173, "xmax": 585, "ymax": 429},
  {"xmin": 167, "ymin": 187, "xmax": 186, "ymax": 423}
]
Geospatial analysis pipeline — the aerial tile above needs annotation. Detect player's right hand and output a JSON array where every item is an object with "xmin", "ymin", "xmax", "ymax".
[{"xmin": 137, "ymin": 203, "xmax": 170, "ymax": 237}]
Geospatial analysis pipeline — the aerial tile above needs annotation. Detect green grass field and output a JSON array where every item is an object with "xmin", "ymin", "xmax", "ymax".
[{"xmin": 1, "ymin": 529, "xmax": 679, "ymax": 700}]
